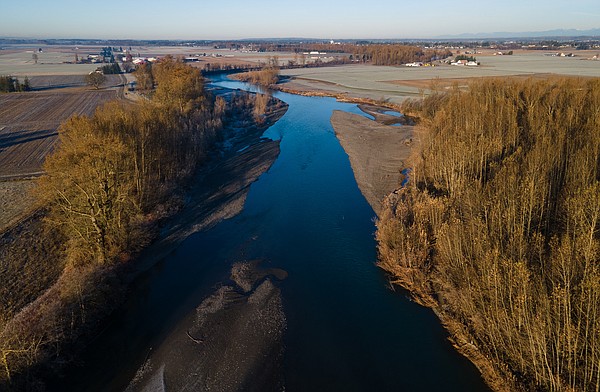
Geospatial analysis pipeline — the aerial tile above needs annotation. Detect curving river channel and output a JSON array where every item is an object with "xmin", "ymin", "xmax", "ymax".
[{"xmin": 57, "ymin": 75, "xmax": 489, "ymax": 391}]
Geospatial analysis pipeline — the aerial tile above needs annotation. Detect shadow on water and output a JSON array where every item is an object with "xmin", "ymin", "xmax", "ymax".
[{"xmin": 55, "ymin": 74, "xmax": 489, "ymax": 391}]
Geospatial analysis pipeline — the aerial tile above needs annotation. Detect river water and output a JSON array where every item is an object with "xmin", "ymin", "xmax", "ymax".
[{"xmin": 57, "ymin": 75, "xmax": 489, "ymax": 391}]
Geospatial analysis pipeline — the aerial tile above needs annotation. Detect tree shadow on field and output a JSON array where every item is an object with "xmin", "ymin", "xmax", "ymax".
[{"xmin": 0, "ymin": 129, "xmax": 58, "ymax": 151}]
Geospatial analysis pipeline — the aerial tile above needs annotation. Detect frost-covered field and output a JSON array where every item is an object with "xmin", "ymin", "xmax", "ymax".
[
  {"xmin": 0, "ymin": 48, "xmax": 100, "ymax": 76},
  {"xmin": 280, "ymin": 52, "xmax": 600, "ymax": 103},
  {"xmin": 0, "ymin": 44, "xmax": 301, "ymax": 76}
]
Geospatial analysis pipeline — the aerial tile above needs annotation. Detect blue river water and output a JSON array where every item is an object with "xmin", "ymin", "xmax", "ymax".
[{"xmin": 57, "ymin": 74, "xmax": 489, "ymax": 391}]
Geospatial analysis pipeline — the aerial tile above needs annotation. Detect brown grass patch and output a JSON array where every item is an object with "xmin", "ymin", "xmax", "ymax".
[
  {"xmin": 0, "ymin": 210, "xmax": 66, "ymax": 321},
  {"xmin": 0, "ymin": 180, "xmax": 37, "ymax": 233}
]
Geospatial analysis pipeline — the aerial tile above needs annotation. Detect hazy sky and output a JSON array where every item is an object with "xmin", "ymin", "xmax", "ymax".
[{"xmin": 2, "ymin": 0, "xmax": 598, "ymax": 39}]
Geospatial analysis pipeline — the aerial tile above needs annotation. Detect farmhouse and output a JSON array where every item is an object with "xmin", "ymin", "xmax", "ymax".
[
  {"xmin": 87, "ymin": 54, "xmax": 101, "ymax": 63},
  {"xmin": 451, "ymin": 59, "xmax": 479, "ymax": 66}
]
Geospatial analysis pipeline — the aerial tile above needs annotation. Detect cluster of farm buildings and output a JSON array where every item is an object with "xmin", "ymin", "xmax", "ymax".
[{"xmin": 405, "ymin": 59, "xmax": 479, "ymax": 67}]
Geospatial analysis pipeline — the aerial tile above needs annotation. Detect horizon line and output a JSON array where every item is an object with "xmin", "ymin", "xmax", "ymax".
[{"xmin": 1, "ymin": 28, "xmax": 600, "ymax": 43}]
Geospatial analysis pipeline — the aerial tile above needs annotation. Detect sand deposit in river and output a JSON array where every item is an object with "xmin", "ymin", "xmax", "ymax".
[
  {"xmin": 331, "ymin": 109, "xmax": 419, "ymax": 216},
  {"xmin": 126, "ymin": 261, "xmax": 287, "ymax": 392}
]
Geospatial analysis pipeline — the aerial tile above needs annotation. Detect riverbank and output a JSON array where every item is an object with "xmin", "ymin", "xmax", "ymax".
[
  {"xmin": 330, "ymin": 105, "xmax": 507, "ymax": 390},
  {"xmin": 0, "ymin": 88, "xmax": 288, "ymax": 389},
  {"xmin": 274, "ymin": 81, "xmax": 407, "ymax": 110},
  {"xmin": 274, "ymin": 73, "xmax": 417, "ymax": 105},
  {"xmin": 330, "ymin": 109, "xmax": 418, "ymax": 216},
  {"xmin": 132, "ymin": 93, "xmax": 287, "ymax": 273},
  {"xmin": 376, "ymin": 186, "xmax": 520, "ymax": 392}
]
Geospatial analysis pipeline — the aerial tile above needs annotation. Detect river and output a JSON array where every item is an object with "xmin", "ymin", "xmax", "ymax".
[{"xmin": 56, "ymin": 74, "xmax": 489, "ymax": 391}]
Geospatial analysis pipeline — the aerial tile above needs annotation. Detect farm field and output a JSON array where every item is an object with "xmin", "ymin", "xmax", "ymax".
[
  {"xmin": 0, "ymin": 89, "xmax": 116, "ymax": 179},
  {"xmin": 0, "ymin": 180, "xmax": 37, "ymax": 233},
  {"xmin": 29, "ymin": 74, "xmax": 123, "ymax": 90},
  {"xmin": 0, "ymin": 44, "xmax": 299, "ymax": 76},
  {"xmin": 280, "ymin": 51, "xmax": 600, "ymax": 103},
  {"xmin": 0, "ymin": 88, "xmax": 116, "ymax": 232},
  {"xmin": 0, "ymin": 46, "xmax": 126, "ymax": 232},
  {"xmin": 0, "ymin": 47, "xmax": 100, "ymax": 76}
]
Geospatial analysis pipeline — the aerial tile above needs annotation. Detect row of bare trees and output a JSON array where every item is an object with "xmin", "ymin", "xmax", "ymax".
[
  {"xmin": 234, "ymin": 62, "xmax": 280, "ymax": 87},
  {"xmin": 377, "ymin": 78, "xmax": 600, "ymax": 391},
  {"xmin": 351, "ymin": 44, "xmax": 452, "ymax": 65},
  {"xmin": 250, "ymin": 42, "xmax": 452, "ymax": 65},
  {"xmin": 0, "ymin": 75, "xmax": 31, "ymax": 92}
]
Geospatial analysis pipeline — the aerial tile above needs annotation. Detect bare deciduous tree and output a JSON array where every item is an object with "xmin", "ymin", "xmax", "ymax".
[{"xmin": 85, "ymin": 72, "xmax": 106, "ymax": 89}]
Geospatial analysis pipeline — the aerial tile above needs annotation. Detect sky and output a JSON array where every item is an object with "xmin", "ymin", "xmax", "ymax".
[{"xmin": 1, "ymin": 0, "xmax": 599, "ymax": 40}]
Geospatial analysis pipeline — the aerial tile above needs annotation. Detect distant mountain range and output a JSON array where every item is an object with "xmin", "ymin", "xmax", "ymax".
[{"xmin": 438, "ymin": 28, "xmax": 600, "ymax": 39}]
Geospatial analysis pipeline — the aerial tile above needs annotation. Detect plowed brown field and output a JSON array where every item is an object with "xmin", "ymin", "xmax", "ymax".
[{"xmin": 0, "ymin": 90, "xmax": 115, "ymax": 178}]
